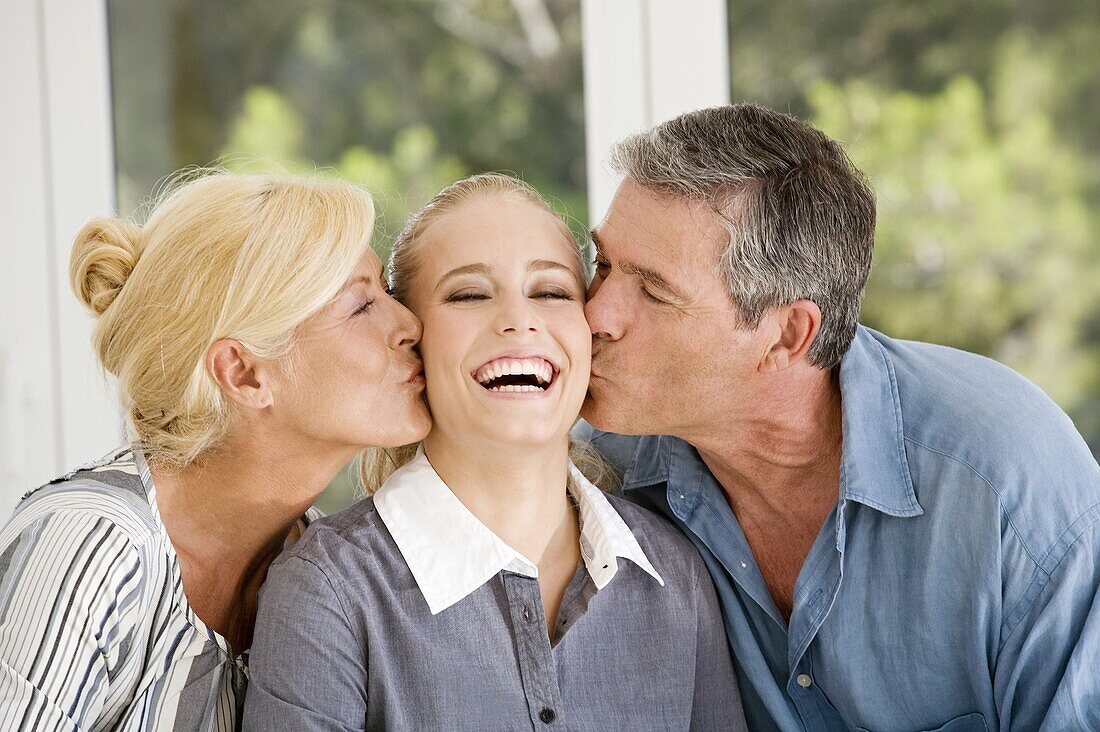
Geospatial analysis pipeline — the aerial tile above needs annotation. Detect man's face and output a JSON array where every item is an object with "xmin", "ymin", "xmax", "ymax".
[{"xmin": 581, "ymin": 179, "xmax": 764, "ymax": 437}]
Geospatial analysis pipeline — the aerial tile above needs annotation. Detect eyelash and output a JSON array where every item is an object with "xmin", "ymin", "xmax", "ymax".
[
  {"xmin": 446, "ymin": 292, "xmax": 488, "ymax": 303},
  {"xmin": 640, "ymin": 286, "xmax": 663, "ymax": 304},
  {"xmin": 445, "ymin": 290, "xmax": 574, "ymax": 303},
  {"xmin": 594, "ymin": 258, "xmax": 663, "ymax": 304},
  {"xmin": 352, "ymin": 300, "xmax": 374, "ymax": 315}
]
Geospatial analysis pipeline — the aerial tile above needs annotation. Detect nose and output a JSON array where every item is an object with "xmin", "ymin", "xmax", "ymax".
[
  {"xmin": 390, "ymin": 297, "xmax": 423, "ymax": 349},
  {"xmin": 584, "ymin": 273, "xmax": 624, "ymax": 341},
  {"xmin": 494, "ymin": 292, "xmax": 540, "ymax": 336}
]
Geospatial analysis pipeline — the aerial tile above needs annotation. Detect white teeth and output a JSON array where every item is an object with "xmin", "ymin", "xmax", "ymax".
[
  {"xmin": 487, "ymin": 384, "xmax": 543, "ymax": 392},
  {"xmin": 475, "ymin": 357, "xmax": 556, "ymax": 385}
]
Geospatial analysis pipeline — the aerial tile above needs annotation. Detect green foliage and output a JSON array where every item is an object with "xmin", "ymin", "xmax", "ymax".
[
  {"xmin": 727, "ymin": 0, "xmax": 1100, "ymax": 450},
  {"xmin": 110, "ymin": 0, "xmax": 587, "ymax": 239},
  {"xmin": 811, "ymin": 73, "xmax": 1100, "ymax": 412}
]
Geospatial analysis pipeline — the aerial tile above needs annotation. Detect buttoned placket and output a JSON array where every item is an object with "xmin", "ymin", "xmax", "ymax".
[
  {"xmin": 664, "ymin": 460, "xmax": 852, "ymax": 731},
  {"xmin": 502, "ymin": 572, "xmax": 566, "ymax": 730},
  {"xmin": 782, "ymin": 499, "xmax": 848, "ymax": 730}
]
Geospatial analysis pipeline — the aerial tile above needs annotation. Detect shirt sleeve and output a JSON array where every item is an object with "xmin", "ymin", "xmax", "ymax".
[
  {"xmin": 995, "ymin": 516, "xmax": 1100, "ymax": 730},
  {"xmin": 243, "ymin": 553, "xmax": 367, "ymax": 732},
  {"xmin": 689, "ymin": 552, "xmax": 749, "ymax": 731},
  {"xmin": 0, "ymin": 508, "xmax": 144, "ymax": 731}
]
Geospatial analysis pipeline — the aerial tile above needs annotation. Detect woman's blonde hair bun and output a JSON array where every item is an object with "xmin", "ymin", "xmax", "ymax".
[
  {"xmin": 70, "ymin": 218, "xmax": 144, "ymax": 316},
  {"xmin": 68, "ymin": 168, "xmax": 376, "ymax": 468}
]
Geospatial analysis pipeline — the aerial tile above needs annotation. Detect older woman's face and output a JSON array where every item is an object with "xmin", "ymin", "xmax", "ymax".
[
  {"xmin": 405, "ymin": 194, "xmax": 590, "ymax": 449},
  {"xmin": 279, "ymin": 249, "xmax": 431, "ymax": 452}
]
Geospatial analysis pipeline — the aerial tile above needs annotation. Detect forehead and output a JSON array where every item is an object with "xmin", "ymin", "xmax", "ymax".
[
  {"xmin": 421, "ymin": 193, "xmax": 577, "ymax": 272},
  {"xmin": 595, "ymin": 179, "xmax": 725, "ymax": 272},
  {"xmin": 352, "ymin": 247, "xmax": 383, "ymax": 274}
]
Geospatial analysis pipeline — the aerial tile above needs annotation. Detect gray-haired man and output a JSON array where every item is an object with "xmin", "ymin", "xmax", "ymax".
[{"xmin": 576, "ymin": 104, "xmax": 1100, "ymax": 730}]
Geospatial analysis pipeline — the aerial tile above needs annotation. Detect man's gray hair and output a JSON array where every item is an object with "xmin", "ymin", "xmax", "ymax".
[{"xmin": 609, "ymin": 104, "xmax": 876, "ymax": 369}]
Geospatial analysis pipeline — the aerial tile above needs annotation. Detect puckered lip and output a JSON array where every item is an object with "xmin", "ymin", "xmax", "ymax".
[{"xmin": 402, "ymin": 361, "xmax": 425, "ymax": 384}]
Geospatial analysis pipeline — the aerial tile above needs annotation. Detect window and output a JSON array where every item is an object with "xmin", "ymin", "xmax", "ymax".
[{"xmin": 107, "ymin": 0, "xmax": 587, "ymax": 510}]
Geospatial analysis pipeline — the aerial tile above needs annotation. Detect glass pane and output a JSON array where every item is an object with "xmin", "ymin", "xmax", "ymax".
[
  {"xmin": 728, "ymin": 0, "xmax": 1100, "ymax": 456},
  {"xmin": 107, "ymin": 0, "xmax": 586, "ymax": 512}
]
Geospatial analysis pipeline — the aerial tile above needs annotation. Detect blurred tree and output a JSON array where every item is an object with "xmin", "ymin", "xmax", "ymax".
[
  {"xmin": 110, "ymin": 0, "xmax": 587, "ymax": 252},
  {"xmin": 728, "ymin": 0, "xmax": 1100, "ymax": 453},
  {"xmin": 812, "ymin": 72, "xmax": 1100, "ymax": 414}
]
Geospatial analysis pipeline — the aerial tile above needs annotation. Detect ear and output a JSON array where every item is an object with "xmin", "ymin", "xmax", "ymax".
[
  {"xmin": 759, "ymin": 300, "xmax": 821, "ymax": 372},
  {"xmin": 207, "ymin": 339, "xmax": 275, "ymax": 410}
]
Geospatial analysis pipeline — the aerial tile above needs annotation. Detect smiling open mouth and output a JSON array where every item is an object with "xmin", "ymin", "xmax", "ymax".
[{"xmin": 473, "ymin": 358, "xmax": 555, "ymax": 393}]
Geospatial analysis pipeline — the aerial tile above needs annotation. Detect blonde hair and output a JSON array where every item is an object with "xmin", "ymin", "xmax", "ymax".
[
  {"xmin": 387, "ymin": 172, "xmax": 585, "ymax": 304},
  {"xmin": 70, "ymin": 169, "xmax": 375, "ymax": 468},
  {"xmin": 357, "ymin": 172, "xmax": 612, "ymax": 493}
]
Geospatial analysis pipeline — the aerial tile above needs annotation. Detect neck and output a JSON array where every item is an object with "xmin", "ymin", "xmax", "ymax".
[
  {"xmin": 685, "ymin": 365, "xmax": 844, "ymax": 516},
  {"xmin": 422, "ymin": 431, "xmax": 576, "ymax": 566},
  {"xmin": 151, "ymin": 429, "xmax": 353, "ymax": 650}
]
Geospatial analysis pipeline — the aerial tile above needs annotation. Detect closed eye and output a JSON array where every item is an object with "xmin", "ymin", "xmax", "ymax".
[
  {"xmin": 445, "ymin": 290, "xmax": 490, "ymax": 303},
  {"xmin": 640, "ymin": 285, "xmax": 664, "ymax": 304},
  {"xmin": 533, "ymin": 290, "xmax": 574, "ymax": 301}
]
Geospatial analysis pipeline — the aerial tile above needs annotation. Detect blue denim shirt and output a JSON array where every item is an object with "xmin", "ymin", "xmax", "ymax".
[{"xmin": 578, "ymin": 326, "xmax": 1100, "ymax": 731}]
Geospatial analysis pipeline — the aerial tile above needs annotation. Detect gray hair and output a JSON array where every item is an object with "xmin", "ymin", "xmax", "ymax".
[{"xmin": 609, "ymin": 104, "xmax": 876, "ymax": 369}]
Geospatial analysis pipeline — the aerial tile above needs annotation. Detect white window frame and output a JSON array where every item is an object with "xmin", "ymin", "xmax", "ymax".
[
  {"xmin": 1, "ymin": 0, "xmax": 120, "ymax": 512},
  {"xmin": 1, "ymin": 0, "xmax": 730, "ymax": 512},
  {"xmin": 582, "ymin": 0, "xmax": 730, "ymax": 222}
]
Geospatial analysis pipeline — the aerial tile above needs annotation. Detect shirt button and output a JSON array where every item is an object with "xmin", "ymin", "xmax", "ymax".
[
  {"xmin": 523, "ymin": 606, "xmax": 531, "ymax": 622},
  {"xmin": 539, "ymin": 707, "xmax": 556, "ymax": 723},
  {"xmin": 796, "ymin": 673, "xmax": 813, "ymax": 688}
]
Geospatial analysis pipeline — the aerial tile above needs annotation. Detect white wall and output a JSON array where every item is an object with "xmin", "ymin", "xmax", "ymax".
[
  {"xmin": 0, "ymin": 0, "xmax": 121, "ymax": 514},
  {"xmin": 581, "ymin": 0, "xmax": 730, "ymax": 223}
]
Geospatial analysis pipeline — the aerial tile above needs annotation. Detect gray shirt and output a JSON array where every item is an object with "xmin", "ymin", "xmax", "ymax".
[{"xmin": 243, "ymin": 455, "xmax": 745, "ymax": 731}]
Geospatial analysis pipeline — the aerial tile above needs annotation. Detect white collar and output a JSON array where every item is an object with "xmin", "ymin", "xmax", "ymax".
[{"xmin": 374, "ymin": 446, "xmax": 664, "ymax": 615}]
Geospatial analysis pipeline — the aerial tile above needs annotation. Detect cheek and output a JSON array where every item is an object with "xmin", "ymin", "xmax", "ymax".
[
  {"xmin": 418, "ymin": 314, "xmax": 462, "ymax": 374},
  {"xmin": 327, "ymin": 324, "xmax": 394, "ymax": 405},
  {"xmin": 566, "ymin": 313, "xmax": 592, "ymax": 370}
]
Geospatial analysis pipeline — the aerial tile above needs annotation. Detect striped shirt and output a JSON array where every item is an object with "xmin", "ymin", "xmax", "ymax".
[{"xmin": 0, "ymin": 445, "xmax": 315, "ymax": 731}]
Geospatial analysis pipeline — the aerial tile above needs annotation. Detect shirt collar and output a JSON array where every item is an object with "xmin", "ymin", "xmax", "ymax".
[
  {"xmin": 374, "ymin": 446, "xmax": 664, "ymax": 615},
  {"xmin": 620, "ymin": 325, "xmax": 922, "ymax": 518},
  {"xmin": 837, "ymin": 326, "xmax": 922, "ymax": 517}
]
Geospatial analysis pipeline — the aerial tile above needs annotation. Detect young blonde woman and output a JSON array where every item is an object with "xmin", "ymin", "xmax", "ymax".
[
  {"xmin": 0, "ymin": 171, "xmax": 430, "ymax": 731},
  {"xmin": 244, "ymin": 174, "xmax": 747, "ymax": 731}
]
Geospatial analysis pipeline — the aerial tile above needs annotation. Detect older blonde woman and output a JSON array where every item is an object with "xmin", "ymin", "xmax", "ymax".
[{"xmin": 0, "ymin": 172, "xmax": 430, "ymax": 731}]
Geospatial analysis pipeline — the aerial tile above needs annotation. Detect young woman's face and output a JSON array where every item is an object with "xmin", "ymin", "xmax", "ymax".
[
  {"xmin": 405, "ymin": 194, "xmax": 590, "ymax": 449},
  {"xmin": 278, "ymin": 249, "xmax": 431, "ymax": 452}
]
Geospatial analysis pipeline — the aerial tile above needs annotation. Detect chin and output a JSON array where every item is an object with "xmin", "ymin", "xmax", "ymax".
[
  {"xmin": 360, "ymin": 411, "xmax": 432, "ymax": 449},
  {"xmin": 479, "ymin": 423, "xmax": 567, "ymax": 448},
  {"xmin": 580, "ymin": 398, "xmax": 646, "ymax": 436},
  {"xmin": 580, "ymin": 395, "xmax": 617, "ymax": 433}
]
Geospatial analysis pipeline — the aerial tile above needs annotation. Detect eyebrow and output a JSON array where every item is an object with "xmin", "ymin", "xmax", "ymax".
[
  {"xmin": 589, "ymin": 230, "xmax": 690, "ymax": 302},
  {"xmin": 434, "ymin": 263, "xmax": 493, "ymax": 292},
  {"xmin": 528, "ymin": 259, "xmax": 577, "ymax": 276},
  {"xmin": 435, "ymin": 260, "xmax": 578, "ymax": 290}
]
